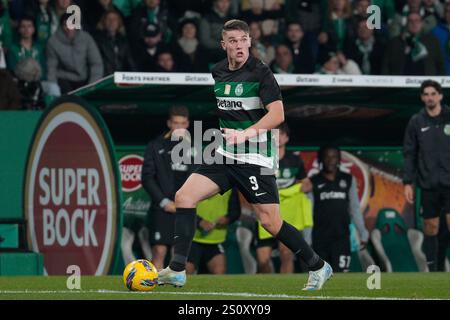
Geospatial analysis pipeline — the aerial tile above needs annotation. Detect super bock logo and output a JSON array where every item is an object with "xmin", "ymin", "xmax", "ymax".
[
  {"xmin": 24, "ymin": 98, "xmax": 121, "ymax": 275},
  {"xmin": 235, "ymin": 83, "xmax": 243, "ymax": 96}
]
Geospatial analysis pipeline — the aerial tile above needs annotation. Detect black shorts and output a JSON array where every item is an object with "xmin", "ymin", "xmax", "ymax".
[
  {"xmin": 313, "ymin": 237, "xmax": 351, "ymax": 273},
  {"xmin": 148, "ymin": 208, "xmax": 175, "ymax": 246},
  {"xmin": 194, "ymin": 162, "xmax": 279, "ymax": 204},
  {"xmin": 187, "ymin": 242, "xmax": 225, "ymax": 267},
  {"xmin": 421, "ymin": 188, "xmax": 450, "ymax": 219}
]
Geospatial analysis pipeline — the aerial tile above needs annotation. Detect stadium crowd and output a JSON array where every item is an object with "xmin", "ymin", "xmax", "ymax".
[{"xmin": 1, "ymin": 0, "xmax": 450, "ymax": 109}]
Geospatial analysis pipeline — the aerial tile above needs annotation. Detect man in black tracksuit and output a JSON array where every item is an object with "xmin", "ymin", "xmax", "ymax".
[
  {"xmin": 141, "ymin": 106, "xmax": 195, "ymax": 270},
  {"xmin": 304, "ymin": 145, "xmax": 369, "ymax": 272},
  {"xmin": 403, "ymin": 80, "xmax": 450, "ymax": 271}
]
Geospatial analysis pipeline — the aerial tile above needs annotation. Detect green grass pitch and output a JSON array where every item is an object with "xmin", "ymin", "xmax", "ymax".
[{"xmin": 0, "ymin": 273, "xmax": 449, "ymax": 300}]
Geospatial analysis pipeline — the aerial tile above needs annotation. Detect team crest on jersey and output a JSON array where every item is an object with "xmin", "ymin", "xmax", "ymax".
[
  {"xmin": 444, "ymin": 124, "xmax": 450, "ymax": 136},
  {"xmin": 282, "ymin": 169, "xmax": 291, "ymax": 178},
  {"xmin": 235, "ymin": 83, "xmax": 244, "ymax": 96},
  {"xmin": 339, "ymin": 179, "xmax": 347, "ymax": 189}
]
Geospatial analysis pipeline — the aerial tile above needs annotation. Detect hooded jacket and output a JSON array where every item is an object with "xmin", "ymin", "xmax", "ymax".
[{"xmin": 46, "ymin": 28, "xmax": 103, "ymax": 83}]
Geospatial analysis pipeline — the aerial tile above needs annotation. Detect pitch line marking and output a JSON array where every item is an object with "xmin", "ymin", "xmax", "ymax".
[{"xmin": 0, "ymin": 289, "xmax": 448, "ymax": 300}]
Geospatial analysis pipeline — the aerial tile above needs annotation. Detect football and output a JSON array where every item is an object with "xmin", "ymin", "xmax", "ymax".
[{"xmin": 123, "ymin": 259, "xmax": 159, "ymax": 291}]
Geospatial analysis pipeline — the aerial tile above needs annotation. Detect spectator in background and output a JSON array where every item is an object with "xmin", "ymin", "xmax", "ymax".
[
  {"xmin": 432, "ymin": 3, "xmax": 450, "ymax": 75},
  {"xmin": 343, "ymin": 18, "xmax": 385, "ymax": 75},
  {"xmin": 14, "ymin": 57, "xmax": 46, "ymax": 110},
  {"xmin": 240, "ymin": 0, "xmax": 283, "ymax": 40},
  {"xmin": 128, "ymin": 0, "xmax": 172, "ymax": 58},
  {"xmin": 199, "ymin": 0, "xmax": 233, "ymax": 60},
  {"xmin": 171, "ymin": 18, "xmax": 209, "ymax": 72},
  {"xmin": 285, "ymin": 0, "xmax": 322, "ymax": 37},
  {"xmin": 382, "ymin": 13, "xmax": 445, "ymax": 75},
  {"xmin": 134, "ymin": 22, "xmax": 167, "ymax": 72},
  {"xmin": 53, "ymin": 0, "xmax": 73, "ymax": 20},
  {"xmin": 94, "ymin": 9, "xmax": 136, "ymax": 76},
  {"xmin": 249, "ymin": 21, "xmax": 275, "ymax": 65},
  {"xmin": 315, "ymin": 48, "xmax": 362, "ymax": 74},
  {"xmin": 46, "ymin": 14, "xmax": 104, "ymax": 93},
  {"xmin": 284, "ymin": 21, "xmax": 315, "ymax": 73},
  {"xmin": 422, "ymin": 0, "xmax": 443, "ymax": 30},
  {"xmin": 389, "ymin": 0, "xmax": 440, "ymax": 38},
  {"xmin": 155, "ymin": 50, "xmax": 177, "ymax": 72},
  {"xmin": 271, "ymin": 44, "xmax": 295, "ymax": 74},
  {"xmin": 0, "ymin": 69, "xmax": 21, "ymax": 110},
  {"xmin": 83, "ymin": 0, "xmax": 122, "ymax": 34},
  {"xmin": 319, "ymin": 0, "xmax": 355, "ymax": 51},
  {"xmin": 25, "ymin": 0, "xmax": 58, "ymax": 45},
  {"xmin": 7, "ymin": 16, "xmax": 46, "ymax": 79},
  {"xmin": 0, "ymin": 0, "xmax": 13, "ymax": 68}
]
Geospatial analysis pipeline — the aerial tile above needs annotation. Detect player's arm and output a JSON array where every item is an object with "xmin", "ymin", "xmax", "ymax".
[
  {"xmin": 224, "ymin": 63, "xmax": 284, "ymax": 144},
  {"xmin": 403, "ymin": 117, "xmax": 418, "ymax": 204},
  {"xmin": 348, "ymin": 177, "xmax": 369, "ymax": 248},
  {"xmin": 223, "ymin": 101, "xmax": 284, "ymax": 144},
  {"xmin": 141, "ymin": 141, "xmax": 175, "ymax": 213}
]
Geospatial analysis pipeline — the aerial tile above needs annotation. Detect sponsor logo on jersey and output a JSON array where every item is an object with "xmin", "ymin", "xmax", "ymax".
[
  {"xmin": 235, "ymin": 83, "xmax": 244, "ymax": 96},
  {"xmin": 216, "ymin": 98, "xmax": 243, "ymax": 110},
  {"xmin": 444, "ymin": 124, "xmax": 450, "ymax": 136},
  {"xmin": 320, "ymin": 191, "xmax": 347, "ymax": 200},
  {"xmin": 339, "ymin": 179, "xmax": 347, "ymax": 189}
]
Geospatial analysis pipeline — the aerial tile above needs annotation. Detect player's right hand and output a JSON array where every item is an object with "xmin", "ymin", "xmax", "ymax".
[
  {"xmin": 199, "ymin": 220, "xmax": 215, "ymax": 231},
  {"xmin": 404, "ymin": 184, "xmax": 415, "ymax": 204},
  {"xmin": 164, "ymin": 201, "xmax": 176, "ymax": 213}
]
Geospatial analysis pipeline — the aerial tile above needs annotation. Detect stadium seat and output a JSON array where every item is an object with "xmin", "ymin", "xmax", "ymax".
[{"xmin": 370, "ymin": 209, "xmax": 426, "ymax": 272}]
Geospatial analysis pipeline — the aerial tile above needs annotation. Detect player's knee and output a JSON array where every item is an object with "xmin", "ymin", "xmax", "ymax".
[
  {"xmin": 175, "ymin": 189, "xmax": 196, "ymax": 208},
  {"xmin": 424, "ymin": 221, "xmax": 439, "ymax": 236}
]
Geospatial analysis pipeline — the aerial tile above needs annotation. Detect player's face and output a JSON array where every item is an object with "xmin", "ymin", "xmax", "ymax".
[
  {"xmin": 221, "ymin": 30, "xmax": 251, "ymax": 64},
  {"xmin": 421, "ymin": 87, "xmax": 443, "ymax": 110},
  {"xmin": 322, "ymin": 149, "xmax": 340, "ymax": 174}
]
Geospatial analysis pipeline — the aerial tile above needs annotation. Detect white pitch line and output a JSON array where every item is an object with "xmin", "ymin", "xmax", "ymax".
[{"xmin": 0, "ymin": 290, "xmax": 448, "ymax": 300}]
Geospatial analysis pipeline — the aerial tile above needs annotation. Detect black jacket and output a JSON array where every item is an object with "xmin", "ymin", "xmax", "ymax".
[
  {"xmin": 94, "ymin": 31, "xmax": 136, "ymax": 76},
  {"xmin": 141, "ymin": 133, "xmax": 195, "ymax": 210},
  {"xmin": 403, "ymin": 105, "xmax": 450, "ymax": 189}
]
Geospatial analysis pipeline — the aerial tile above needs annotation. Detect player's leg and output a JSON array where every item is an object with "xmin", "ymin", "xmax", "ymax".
[
  {"xmin": 256, "ymin": 242, "xmax": 274, "ymax": 273},
  {"xmin": 278, "ymin": 241, "xmax": 294, "ymax": 273},
  {"xmin": 186, "ymin": 241, "xmax": 202, "ymax": 274},
  {"xmin": 421, "ymin": 189, "xmax": 441, "ymax": 271},
  {"xmin": 230, "ymin": 164, "xmax": 331, "ymax": 289},
  {"xmin": 169, "ymin": 173, "xmax": 223, "ymax": 271},
  {"xmin": 151, "ymin": 245, "xmax": 168, "ymax": 270},
  {"xmin": 206, "ymin": 244, "xmax": 226, "ymax": 274},
  {"xmin": 332, "ymin": 237, "xmax": 351, "ymax": 273},
  {"xmin": 159, "ymin": 166, "xmax": 230, "ymax": 286}
]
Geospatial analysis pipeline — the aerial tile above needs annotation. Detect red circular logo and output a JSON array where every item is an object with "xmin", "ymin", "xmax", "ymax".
[
  {"xmin": 119, "ymin": 155, "xmax": 143, "ymax": 192},
  {"xmin": 25, "ymin": 102, "xmax": 118, "ymax": 275}
]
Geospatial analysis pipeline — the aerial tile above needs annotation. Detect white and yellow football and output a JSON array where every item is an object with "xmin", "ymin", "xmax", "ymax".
[{"xmin": 123, "ymin": 259, "xmax": 158, "ymax": 291}]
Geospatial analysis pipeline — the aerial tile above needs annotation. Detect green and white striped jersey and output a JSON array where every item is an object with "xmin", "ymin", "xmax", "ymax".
[{"xmin": 212, "ymin": 56, "xmax": 282, "ymax": 168}]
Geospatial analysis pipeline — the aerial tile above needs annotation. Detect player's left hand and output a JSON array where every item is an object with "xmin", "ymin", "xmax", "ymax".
[
  {"xmin": 216, "ymin": 216, "xmax": 229, "ymax": 227},
  {"xmin": 223, "ymin": 128, "xmax": 248, "ymax": 145}
]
